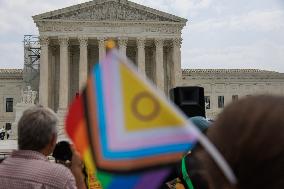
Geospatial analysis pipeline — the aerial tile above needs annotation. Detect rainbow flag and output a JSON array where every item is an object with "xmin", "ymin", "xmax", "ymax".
[{"xmin": 65, "ymin": 49, "xmax": 198, "ymax": 189}]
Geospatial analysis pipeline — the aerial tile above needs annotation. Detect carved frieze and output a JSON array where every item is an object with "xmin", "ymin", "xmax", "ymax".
[
  {"xmin": 38, "ymin": 23, "xmax": 83, "ymax": 33},
  {"xmin": 38, "ymin": 22, "xmax": 181, "ymax": 35},
  {"xmin": 44, "ymin": 2, "xmax": 176, "ymax": 22}
]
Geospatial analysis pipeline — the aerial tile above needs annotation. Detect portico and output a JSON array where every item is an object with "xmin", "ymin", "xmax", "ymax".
[{"xmin": 33, "ymin": 0, "xmax": 187, "ymax": 133}]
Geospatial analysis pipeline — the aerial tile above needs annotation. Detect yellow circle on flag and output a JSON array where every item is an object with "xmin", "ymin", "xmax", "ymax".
[{"xmin": 132, "ymin": 92, "xmax": 160, "ymax": 121}]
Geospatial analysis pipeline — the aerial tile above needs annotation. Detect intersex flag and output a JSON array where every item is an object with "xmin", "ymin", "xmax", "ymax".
[{"xmin": 65, "ymin": 49, "xmax": 235, "ymax": 188}]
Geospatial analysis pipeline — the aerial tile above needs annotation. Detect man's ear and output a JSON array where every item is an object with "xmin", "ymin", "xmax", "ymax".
[
  {"xmin": 41, "ymin": 133, "xmax": 58, "ymax": 156},
  {"xmin": 50, "ymin": 133, "xmax": 57, "ymax": 150}
]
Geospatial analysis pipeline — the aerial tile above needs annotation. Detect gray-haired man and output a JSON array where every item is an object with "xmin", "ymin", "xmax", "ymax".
[{"xmin": 0, "ymin": 106, "xmax": 86, "ymax": 189}]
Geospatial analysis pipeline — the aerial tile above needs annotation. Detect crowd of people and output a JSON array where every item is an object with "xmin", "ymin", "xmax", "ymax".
[{"xmin": 0, "ymin": 95, "xmax": 284, "ymax": 189}]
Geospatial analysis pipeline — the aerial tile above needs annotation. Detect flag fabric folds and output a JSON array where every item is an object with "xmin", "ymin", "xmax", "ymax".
[{"xmin": 65, "ymin": 49, "xmax": 198, "ymax": 189}]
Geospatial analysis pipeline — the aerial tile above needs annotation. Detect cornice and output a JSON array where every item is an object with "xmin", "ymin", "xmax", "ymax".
[
  {"xmin": 35, "ymin": 20, "xmax": 185, "ymax": 27},
  {"xmin": 0, "ymin": 69, "xmax": 23, "ymax": 80},
  {"xmin": 182, "ymin": 69, "xmax": 284, "ymax": 80},
  {"xmin": 182, "ymin": 69, "xmax": 278, "ymax": 74}
]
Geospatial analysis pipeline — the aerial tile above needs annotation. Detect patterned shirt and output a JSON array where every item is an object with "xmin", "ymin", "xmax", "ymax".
[{"xmin": 0, "ymin": 150, "xmax": 77, "ymax": 189}]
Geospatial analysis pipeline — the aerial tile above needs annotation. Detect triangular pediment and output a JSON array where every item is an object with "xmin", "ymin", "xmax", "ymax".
[{"xmin": 33, "ymin": 0, "xmax": 186, "ymax": 23}]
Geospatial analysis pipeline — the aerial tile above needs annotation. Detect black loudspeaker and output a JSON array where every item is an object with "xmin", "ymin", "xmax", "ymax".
[{"xmin": 170, "ymin": 86, "xmax": 205, "ymax": 118}]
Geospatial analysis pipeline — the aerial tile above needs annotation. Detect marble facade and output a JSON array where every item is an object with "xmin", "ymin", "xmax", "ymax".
[
  {"xmin": 182, "ymin": 69, "xmax": 284, "ymax": 119},
  {"xmin": 33, "ymin": 0, "xmax": 186, "ymax": 133},
  {"xmin": 0, "ymin": 69, "xmax": 23, "ymax": 129},
  {"xmin": 1, "ymin": 0, "xmax": 284, "ymax": 139},
  {"xmin": 1, "ymin": 68, "xmax": 284, "ymax": 139}
]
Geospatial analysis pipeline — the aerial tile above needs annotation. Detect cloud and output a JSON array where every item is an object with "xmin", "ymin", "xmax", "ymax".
[
  {"xmin": 182, "ymin": 41, "xmax": 284, "ymax": 72},
  {"xmin": 0, "ymin": 0, "xmax": 90, "ymax": 68},
  {"xmin": 191, "ymin": 9, "xmax": 284, "ymax": 32},
  {"xmin": 0, "ymin": 0, "xmax": 284, "ymax": 74},
  {"xmin": 0, "ymin": 42, "xmax": 23, "ymax": 68}
]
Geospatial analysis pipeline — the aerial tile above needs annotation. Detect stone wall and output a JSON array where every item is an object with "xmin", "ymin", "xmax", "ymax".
[
  {"xmin": 1, "ymin": 68, "xmax": 284, "ymax": 126},
  {"xmin": 0, "ymin": 69, "xmax": 23, "ymax": 129},
  {"xmin": 181, "ymin": 69, "xmax": 284, "ymax": 119}
]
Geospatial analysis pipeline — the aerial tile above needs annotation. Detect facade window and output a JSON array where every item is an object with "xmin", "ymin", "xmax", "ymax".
[
  {"xmin": 5, "ymin": 123, "xmax": 12, "ymax": 130},
  {"xmin": 6, "ymin": 98, "xmax": 13, "ymax": 112},
  {"xmin": 218, "ymin": 96, "xmax": 224, "ymax": 108},
  {"xmin": 205, "ymin": 96, "xmax": 211, "ymax": 110},
  {"xmin": 232, "ymin": 95, "xmax": 238, "ymax": 101}
]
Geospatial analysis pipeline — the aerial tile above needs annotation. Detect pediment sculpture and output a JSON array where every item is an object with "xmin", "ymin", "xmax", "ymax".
[{"xmin": 43, "ymin": 1, "xmax": 178, "ymax": 22}]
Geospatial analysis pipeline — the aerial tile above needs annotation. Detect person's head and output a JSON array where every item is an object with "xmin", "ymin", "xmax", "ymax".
[
  {"xmin": 175, "ymin": 117, "xmax": 211, "ymax": 189},
  {"xmin": 190, "ymin": 116, "xmax": 211, "ymax": 134},
  {"xmin": 18, "ymin": 105, "xmax": 58, "ymax": 156},
  {"xmin": 191, "ymin": 95, "xmax": 284, "ymax": 189},
  {"xmin": 52, "ymin": 141, "xmax": 72, "ymax": 163}
]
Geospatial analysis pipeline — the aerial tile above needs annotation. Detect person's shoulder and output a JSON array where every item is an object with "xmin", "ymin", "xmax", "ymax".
[{"xmin": 43, "ymin": 161, "xmax": 74, "ymax": 179}]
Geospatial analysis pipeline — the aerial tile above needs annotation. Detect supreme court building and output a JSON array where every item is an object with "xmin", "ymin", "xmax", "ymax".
[
  {"xmin": 33, "ymin": 0, "xmax": 186, "ymax": 127},
  {"xmin": 1, "ymin": 0, "xmax": 284, "ymax": 138}
]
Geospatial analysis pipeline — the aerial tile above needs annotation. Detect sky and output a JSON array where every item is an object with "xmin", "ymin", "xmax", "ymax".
[{"xmin": 0, "ymin": 0, "xmax": 284, "ymax": 72}]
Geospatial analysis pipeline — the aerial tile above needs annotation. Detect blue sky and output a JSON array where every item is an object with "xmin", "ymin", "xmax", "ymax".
[{"xmin": 0, "ymin": 0, "xmax": 284, "ymax": 72}]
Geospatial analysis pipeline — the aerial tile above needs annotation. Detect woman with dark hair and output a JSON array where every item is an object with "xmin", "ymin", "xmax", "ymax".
[{"xmin": 188, "ymin": 95, "xmax": 284, "ymax": 189}]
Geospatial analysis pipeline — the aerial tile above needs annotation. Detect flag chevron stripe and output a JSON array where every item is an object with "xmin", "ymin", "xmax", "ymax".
[
  {"xmin": 93, "ymin": 58, "xmax": 194, "ymax": 160},
  {"xmin": 103, "ymin": 58, "xmax": 196, "ymax": 151},
  {"xmin": 66, "ymin": 49, "xmax": 212, "ymax": 189},
  {"xmin": 97, "ymin": 168, "xmax": 171, "ymax": 189},
  {"xmin": 87, "ymin": 64, "xmax": 189, "ymax": 171},
  {"xmin": 86, "ymin": 62, "xmax": 195, "ymax": 173},
  {"xmin": 101, "ymin": 54, "xmax": 124, "ymax": 150}
]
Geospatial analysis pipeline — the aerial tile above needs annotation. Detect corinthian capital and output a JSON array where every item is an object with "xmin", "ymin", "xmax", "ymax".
[
  {"xmin": 173, "ymin": 38, "xmax": 182, "ymax": 48},
  {"xmin": 154, "ymin": 38, "xmax": 164, "ymax": 48},
  {"xmin": 78, "ymin": 36, "xmax": 88, "ymax": 48},
  {"xmin": 118, "ymin": 37, "xmax": 128, "ymax": 47},
  {"xmin": 58, "ymin": 36, "xmax": 69, "ymax": 47},
  {"xmin": 137, "ymin": 37, "xmax": 146, "ymax": 48},
  {"xmin": 39, "ymin": 36, "xmax": 49, "ymax": 47},
  {"xmin": 97, "ymin": 37, "xmax": 106, "ymax": 47}
]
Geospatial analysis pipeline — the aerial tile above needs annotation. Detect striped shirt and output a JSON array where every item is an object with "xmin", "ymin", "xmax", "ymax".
[{"xmin": 0, "ymin": 150, "xmax": 77, "ymax": 189}]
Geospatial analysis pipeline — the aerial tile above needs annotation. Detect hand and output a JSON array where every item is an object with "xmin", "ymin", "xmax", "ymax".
[
  {"xmin": 70, "ymin": 145, "xmax": 87, "ymax": 189},
  {"xmin": 70, "ymin": 146, "xmax": 83, "ymax": 169}
]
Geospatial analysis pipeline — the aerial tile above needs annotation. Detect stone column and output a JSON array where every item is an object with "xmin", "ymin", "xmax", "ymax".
[
  {"xmin": 137, "ymin": 38, "xmax": 146, "ymax": 75},
  {"xmin": 58, "ymin": 36, "xmax": 69, "ymax": 111},
  {"xmin": 155, "ymin": 38, "xmax": 164, "ymax": 91},
  {"xmin": 98, "ymin": 37, "xmax": 106, "ymax": 62},
  {"xmin": 172, "ymin": 38, "xmax": 182, "ymax": 87},
  {"xmin": 78, "ymin": 36, "xmax": 88, "ymax": 91},
  {"xmin": 118, "ymin": 37, "xmax": 128, "ymax": 55},
  {"xmin": 39, "ymin": 36, "xmax": 49, "ymax": 107}
]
